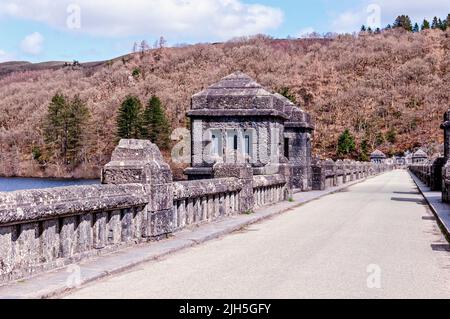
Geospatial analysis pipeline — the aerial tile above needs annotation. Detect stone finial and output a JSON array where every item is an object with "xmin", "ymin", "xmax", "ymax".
[{"xmin": 102, "ymin": 139, "xmax": 172, "ymax": 185}]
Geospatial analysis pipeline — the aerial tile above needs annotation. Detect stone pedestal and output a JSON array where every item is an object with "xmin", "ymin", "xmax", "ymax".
[{"xmin": 102, "ymin": 139, "xmax": 174, "ymax": 238}]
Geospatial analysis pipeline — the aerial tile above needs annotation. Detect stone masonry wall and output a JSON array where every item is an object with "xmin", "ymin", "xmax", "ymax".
[{"xmin": 0, "ymin": 139, "xmax": 393, "ymax": 285}]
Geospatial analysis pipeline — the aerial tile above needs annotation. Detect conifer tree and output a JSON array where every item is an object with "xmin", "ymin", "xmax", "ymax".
[
  {"xmin": 117, "ymin": 95, "xmax": 143, "ymax": 139},
  {"xmin": 421, "ymin": 19, "xmax": 430, "ymax": 30},
  {"xmin": 413, "ymin": 23, "xmax": 420, "ymax": 32},
  {"xmin": 393, "ymin": 15, "xmax": 413, "ymax": 31},
  {"xmin": 141, "ymin": 95, "xmax": 171, "ymax": 150},
  {"xmin": 337, "ymin": 129, "xmax": 356, "ymax": 157},
  {"xmin": 432, "ymin": 16, "xmax": 439, "ymax": 29},
  {"xmin": 361, "ymin": 25, "xmax": 366, "ymax": 32},
  {"xmin": 359, "ymin": 139, "xmax": 369, "ymax": 162},
  {"xmin": 44, "ymin": 93, "xmax": 90, "ymax": 165}
]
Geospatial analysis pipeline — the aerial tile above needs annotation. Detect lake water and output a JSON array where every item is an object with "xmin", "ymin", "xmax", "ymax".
[{"xmin": 0, "ymin": 177, "xmax": 100, "ymax": 192}]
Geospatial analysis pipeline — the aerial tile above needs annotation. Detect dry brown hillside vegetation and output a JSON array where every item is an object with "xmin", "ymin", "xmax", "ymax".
[{"xmin": 0, "ymin": 29, "xmax": 449, "ymax": 178}]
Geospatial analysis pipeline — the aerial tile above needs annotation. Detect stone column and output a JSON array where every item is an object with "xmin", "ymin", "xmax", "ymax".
[
  {"xmin": 311, "ymin": 158, "xmax": 325, "ymax": 190},
  {"xmin": 102, "ymin": 139, "xmax": 174, "ymax": 238},
  {"xmin": 441, "ymin": 111, "xmax": 450, "ymax": 202}
]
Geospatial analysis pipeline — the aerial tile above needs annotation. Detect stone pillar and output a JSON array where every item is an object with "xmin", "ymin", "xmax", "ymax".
[
  {"xmin": 429, "ymin": 157, "xmax": 445, "ymax": 191},
  {"xmin": 311, "ymin": 158, "xmax": 325, "ymax": 190},
  {"xmin": 213, "ymin": 163, "xmax": 254, "ymax": 213},
  {"xmin": 102, "ymin": 139, "xmax": 174, "ymax": 238},
  {"xmin": 441, "ymin": 111, "xmax": 450, "ymax": 202}
]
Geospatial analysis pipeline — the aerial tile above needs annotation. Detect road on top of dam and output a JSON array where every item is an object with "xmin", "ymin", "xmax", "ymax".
[{"xmin": 65, "ymin": 170, "xmax": 450, "ymax": 299}]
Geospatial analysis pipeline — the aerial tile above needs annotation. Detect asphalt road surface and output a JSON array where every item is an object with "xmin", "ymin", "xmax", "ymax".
[{"xmin": 66, "ymin": 170, "xmax": 450, "ymax": 299}]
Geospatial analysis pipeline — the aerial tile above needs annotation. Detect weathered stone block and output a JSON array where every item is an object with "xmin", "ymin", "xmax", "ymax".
[{"xmin": 41, "ymin": 220, "xmax": 60, "ymax": 262}]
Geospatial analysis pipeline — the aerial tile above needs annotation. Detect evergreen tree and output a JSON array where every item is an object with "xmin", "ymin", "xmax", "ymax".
[
  {"xmin": 117, "ymin": 95, "xmax": 143, "ymax": 139},
  {"xmin": 142, "ymin": 95, "xmax": 171, "ymax": 150},
  {"xmin": 367, "ymin": 27, "xmax": 373, "ymax": 33},
  {"xmin": 393, "ymin": 15, "xmax": 411, "ymax": 31},
  {"xmin": 277, "ymin": 87, "xmax": 297, "ymax": 103},
  {"xmin": 385, "ymin": 24, "xmax": 392, "ymax": 30},
  {"xmin": 438, "ymin": 18, "xmax": 446, "ymax": 31},
  {"xmin": 432, "ymin": 16, "xmax": 439, "ymax": 29},
  {"xmin": 337, "ymin": 129, "xmax": 356, "ymax": 157},
  {"xmin": 438, "ymin": 18, "xmax": 445, "ymax": 30},
  {"xmin": 359, "ymin": 139, "xmax": 369, "ymax": 162},
  {"xmin": 44, "ymin": 93, "xmax": 90, "ymax": 165},
  {"xmin": 446, "ymin": 14, "xmax": 450, "ymax": 30},
  {"xmin": 421, "ymin": 19, "xmax": 430, "ymax": 30},
  {"xmin": 413, "ymin": 23, "xmax": 420, "ymax": 32},
  {"xmin": 361, "ymin": 25, "xmax": 367, "ymax": 32},
  {"xmin": 393, "ymin": 15, "xmax": 413, "ymax": 31},
  {"xmin": 385, "ymin": 129, "xmax": 397, "ymax": 143}
]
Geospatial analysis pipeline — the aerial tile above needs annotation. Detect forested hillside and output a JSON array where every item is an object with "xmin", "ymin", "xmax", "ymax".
[{"xmin": 0, "ymin": 28, "xmax": 449, "ymax": 178}]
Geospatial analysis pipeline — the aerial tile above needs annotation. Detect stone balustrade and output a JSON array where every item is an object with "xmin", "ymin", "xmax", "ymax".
[
  {"xmin": 0, "ymin": 184, "xmax": 152, "ymax": 283},
  {"xmin": 0, "ymin": 139, "xmax": 393, "ymax": 285},
  {"xmin": 253, "ymin": 174, "xmax": 288, "ymax": 209},
  {"xmin": 312, "ymin": 159, "xmax": 392, "ymax": 191},
  {"xmin": 409, "ymin": 157, "xmax": 445, "ymax": 192},
  {"xmin": 172, "ymin": 178, "xmax": 243, "ymax": 229}
]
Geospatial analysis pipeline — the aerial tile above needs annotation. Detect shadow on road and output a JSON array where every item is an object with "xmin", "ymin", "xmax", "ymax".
[
  {"xmin": 430, "ymin": 243, "xmax": 450, "ymax": 252},
  {"xmin": 393, "ymin": 191, "xmax": 419, "ymax": 195},
  {"xmin": 390, "ymin": 197, "xmax": 426, "ymax": 205}
]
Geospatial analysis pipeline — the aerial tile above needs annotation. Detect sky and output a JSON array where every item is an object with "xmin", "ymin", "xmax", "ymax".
[{"xmin": 0, "ymin": 0, "xmax": 449, "ymax": 63}]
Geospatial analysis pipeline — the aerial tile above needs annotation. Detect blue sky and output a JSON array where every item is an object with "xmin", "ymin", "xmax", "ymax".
[{"xmin": 0, "ymin": 0, "xmax": 449, "ymax": 63}]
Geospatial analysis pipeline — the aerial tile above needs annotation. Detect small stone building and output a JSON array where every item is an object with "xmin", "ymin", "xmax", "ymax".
[
  {"xmin": 185, "ymin": 72, "xmax": 314, "ymax": 190},
  {"xmin": 370, "ymin": 149, "xmax": 386, "ymax": 164},
  {"xmin": 412, "ymin": 149, "xmax": 428, "ymax": 164}
]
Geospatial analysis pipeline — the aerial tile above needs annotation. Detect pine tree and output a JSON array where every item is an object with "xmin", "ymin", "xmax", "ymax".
[
  {"xmin": 446, "ymin": 14, "xmax": 450, "ymax": 30},
  {"xmin": 277, "ymin": 87, "xmax": 296, "ymax": 103},
  {"xmin": 438, "ymin": 18, "xmax": 445, "ymax": 30},
  {"xmin": 142, "ymin": 95, "xmax": 171, "ymax": 150},
  {"xmin": 432, "ymin": 16, "xmax": 439, "ymax": 29},
  {"xmin": 44, "ymin": 93, "xmax": 90, "ymax": 165},
  {"xmin": 359, "ymin": 139, "xmax": 369, "ymax": 162},
  {"xmin": 413, "ymin": 23, "xmax": 420, "ymax": 32},
  {"xmin": 421, "ymin": 19, "xmax": 430, "ymax": 30},
  {"xmin": 117, "ymin": 95, "xmax": 143, "ymax": 139},
  {"xmin": 393, "ymin": 15, "xmax": 413, "ymax": 31},
  {"xmin": 361, "ymin": 25, "xmax": 367, "ymax": 32},
  {"xmin": 385, "ymin": 129, "xmax": 397, "ymax": 143},
  {"xmin": 337, "ymin": 129, "xmax": 356, "ymax": 157}
]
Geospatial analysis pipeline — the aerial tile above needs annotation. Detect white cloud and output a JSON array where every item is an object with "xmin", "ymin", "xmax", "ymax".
[
  {"xmin": 20, "ymin": 32, "xmax": 44, "ymax": 55},
  {"xmin": 331, "ymin": 11, "xmax": 364, "ymax": 33},
  {"xmin": 0, "ymin": 49, "xmax": 14, "ymax": 62},
  {"xmin": 0, "ymin": 0, "xmax": 283, "ymax": 40},
  {"xmin": 331, "ymin": 0, "xmax": 450, "ymax": 33}
]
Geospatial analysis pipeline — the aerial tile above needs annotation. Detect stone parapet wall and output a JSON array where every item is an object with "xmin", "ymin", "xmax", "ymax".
[
  {"xmin": 172, "ymin": 177, "xmax": 243, "ymax": 229},
  {"xmin": 253, "ymin": 174, "xmax": 288, "ymax": 209},
  {"xmin": 0, "ymin": 184, "xmax": 151, "ymax": 283},
  {"xmin": 312, "ymin": 160, "xmax": 392, "ymax": 191},
  {"xmin": 409, "ymin": 157, "xmax": 445, "ymax": 193},
  {"xmin": 0, "ymin": 140, "xmax": 394, "ymax": 285}
]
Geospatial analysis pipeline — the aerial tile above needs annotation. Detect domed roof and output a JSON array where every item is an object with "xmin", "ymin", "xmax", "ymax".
[
  {"xmin": 370, "ymin": 149, "xmax": 386, "ymax": 158},
  {"xmin": 189, "ymin": 71, "xmax": 286, "ymax": 118},
  {"xmin": 413, "ymin": 149, "xmax": 427, "ymax": 158},
  {"xmin": 188, "ymin": 72, "xmax": 314, "ymax": 130}
]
